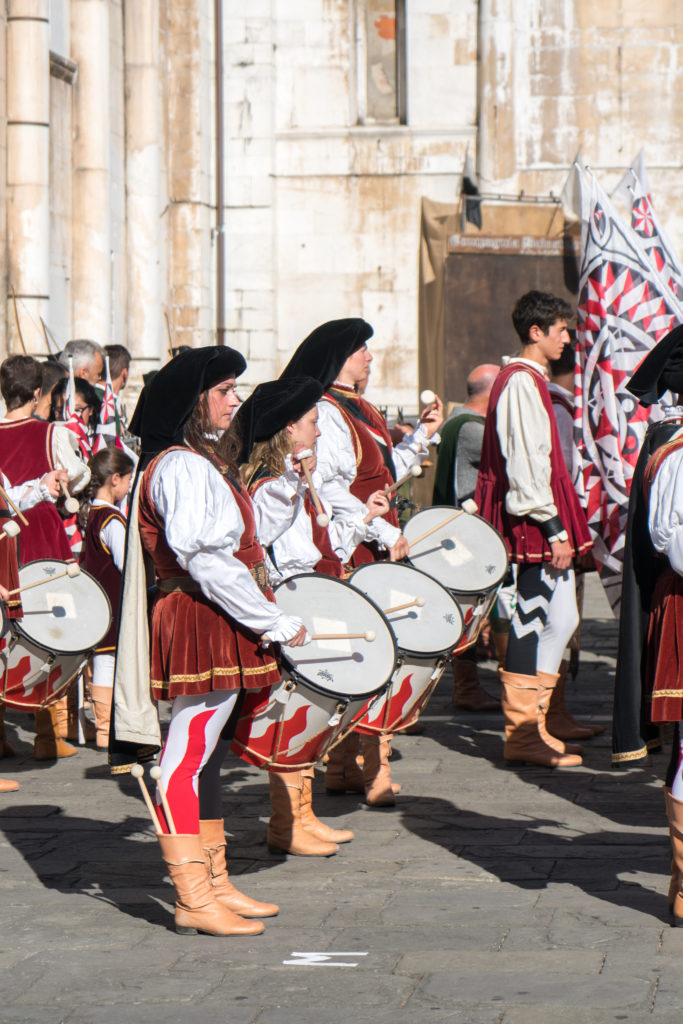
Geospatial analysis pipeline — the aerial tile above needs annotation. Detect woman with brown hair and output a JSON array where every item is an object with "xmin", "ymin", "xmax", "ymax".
[{"xmin": 114, "ymin": 346, "xmax": 306, "ymax": 937}]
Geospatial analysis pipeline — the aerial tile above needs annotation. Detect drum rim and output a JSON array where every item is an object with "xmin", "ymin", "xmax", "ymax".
[
  {"xmin": 15, "ymin": 559, "xmax": 112, "ymax": 655},
  {"xmin": 349, "ymin": 560, "xmax": 465, "ymax": 658},
  {"xmin": 273, "ymin": 571, "xmax": 398, "ymax": 699},
  {"xmin": 404, "ymin": 504, "xmax": 510, "ymax": 591}
]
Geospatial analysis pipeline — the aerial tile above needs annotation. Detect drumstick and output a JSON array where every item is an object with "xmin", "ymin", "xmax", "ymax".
[
  {"xmin": 130, "ymin": 764, "xmax": 162, "ymax": 832},
  {"xmin": 383, "ymin": 465, "xmax": 422, "ymax": 498},
  {"xmin": 0, "ymin": 521, "xmax": 20, "ymax": 540},
  {"xmin": 59, "ymin": 480, "xmax": 80, "ymax": 515},
  {"xmin": 406, "ymin": 500, "xmax": 478, "ymax": 551},
  {"xmin": 7, "ymin": 562, "xmax": 81, "ymax": 596},
  {"xmin": 299, "ymin": 455, "xmax": 329, "ymax": 528},
  {"xmin": 0, "ymin": 483, "xmax": 28, "ymax": 526},
  {"xmin": 307, "ymin": 630, "xmax": 375, "ymax": 642},
  {"xmin": 149, "ymin": 765, "xmax": 177, "ymax": 835},
  {"xmin": 383, "ymin": 597, "xmax": 425, "ymax": 615}
]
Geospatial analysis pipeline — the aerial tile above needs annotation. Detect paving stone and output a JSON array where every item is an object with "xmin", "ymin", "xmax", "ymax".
[{"xmin": 0, "ymin": 575, "xmax": 677, "ymax": 1022}]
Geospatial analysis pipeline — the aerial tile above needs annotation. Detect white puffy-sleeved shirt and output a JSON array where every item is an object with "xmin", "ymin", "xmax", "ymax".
[
  {"xmin": 90, "ymin": 498, "xmax": 126, "ymax": 571},
  {"xmin": 495, "ymin": 357, "xmax": 559, "ymax": 524},
  {"xmin": 648, "ymin": 428, "xmax": 683, "ymax": 575},
  {"xmin": 2, "ymin": 472, "xmax": 53, "ymax": 512},
  {"xmin": 315, "ymin": 400, "xmax": 438, "ymax": 550},
  {"xmin": 251, "ymin": 457, "xmax": 368, "ymax": 583},
  {"xmin": 150, "ymin": 449, "xmax": 303, "ymax": 643}
]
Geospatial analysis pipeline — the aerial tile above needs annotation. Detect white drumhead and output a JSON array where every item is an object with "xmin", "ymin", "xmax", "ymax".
[
  {"xmin": 404, "ymin": 507, "xmax": 508, "ymax": 595},
  {"xmin": 274, "ymin": 573, "xmax": 396, "ymax": 699},
  {"xmin": 17, "ymin": 560, "xmax": 112, "ymax": 654},
  {"xmin": 350, "ymin": 562, "xmax": 463, "ymax": 656}
]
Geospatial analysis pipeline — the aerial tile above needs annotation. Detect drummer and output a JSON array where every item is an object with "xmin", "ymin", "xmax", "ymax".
[
  {"xmin": 0, "ymin": 355, "xmax": 91, "ymax": 761},
  {"xmin": 238, "ymin": 376, "xmax": 392, "ymax": 856},
  {"xmin": 112, "ymin": 346, "xmax": 306, "ymax": 937},
  {"xmin": 0, "ymin": 466, "xmax": 68, "ymax": 788},
  {"xmin": 279, "ymin": 318, "xmax": 444, "ymax": 806}
]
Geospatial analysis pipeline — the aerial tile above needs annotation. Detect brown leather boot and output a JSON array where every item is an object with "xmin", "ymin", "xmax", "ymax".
[
  {"xmin": 267, "ymin": 770, "xmax": 338, "ymax": 856},
  {"xmin": 547, "ymin": 660, "xmax": 604, "ymax": 737},
  {"xmin": 300, "ymin": 768, "xmax": 354, "ymax": 844},
  {"xmin": 90, "ymin": 686, "xmax": 113, "ymax": 749},
  {"xmin": 361, "ymin": 734, "xmax": 397, "ymax": 806},
  {"xmin": 0, "ymin": 704, "xmax": 15, "ymax": 758},
  {"xmin": 667, "ymin": 790, "xmax": 683, "ymax": 926},
  {"xmin": 452, "ymin": 657, "xmax": 499, "ymax": 712},
  {"xmin": 34, "ymin": 705, "xmax": 78, "ymax": 759},
  {"xmin": 0, "ymin": 778, "xmax": 19, "ymax": 792},
  {"xmin": 199, "ymin": 819, "xmax": 278, "ymax": 918},
  {"xmin": 535, "ymin": 671, "xmax": 583, "ymax": 756},
  {"xmin": 665, "ymin": 788, "xmax": 678, "ymax": 912},
  {"xmin": 500, "ymin": 670, "xmax": 582, "ymax": 768},
  {"xmin": 66, "ymin": 683, "xmax": 96, "ymax": 743},
  {"xmin": 157, "ymin": 832, "xmax": 264, "ymax": 935},
  {"xmin": 492, "ymin": 630, "xmax": 509, "ymax": 670},
  {"xmin": 325, "ymin": 733, "xmax": 364, "ymax": 794}
]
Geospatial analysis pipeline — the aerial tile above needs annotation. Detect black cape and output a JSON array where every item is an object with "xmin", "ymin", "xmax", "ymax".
[{"xmin": 612, "ymin": 414, "xmax": 683, "ymax": 765}]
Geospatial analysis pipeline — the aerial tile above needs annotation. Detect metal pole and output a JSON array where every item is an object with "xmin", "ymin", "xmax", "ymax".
[{"xmin": 214, "ymin": 0, "xmax": 226, "ymax": 346}]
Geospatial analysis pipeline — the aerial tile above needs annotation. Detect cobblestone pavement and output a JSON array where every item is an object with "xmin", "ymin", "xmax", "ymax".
[{"xmin": 0, "ymin": 575, "xmax": 680, "ymax": 1024}]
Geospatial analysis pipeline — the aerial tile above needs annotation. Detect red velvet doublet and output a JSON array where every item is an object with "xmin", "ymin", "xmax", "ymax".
[
  {"xmin": 474, "ymin": 363, "xmax": 592, "ymax": 563},
  {"xmin": 80, "ymin": 504, "xmax": 126, "ymax": 652},
  {"xmin": 138, "ymin": 448, "xmax": 281, "ymax": 701},
  {"xmin": 643, "ymin": 436, "xmax": 683, "ymax": 723},
  {"xmin": 324, "ymin": 386, "xmax": 399, "ymax": 566},
  {"xmin": 0, "ymin": 418, "xmax": 73, "ymax": 564}
]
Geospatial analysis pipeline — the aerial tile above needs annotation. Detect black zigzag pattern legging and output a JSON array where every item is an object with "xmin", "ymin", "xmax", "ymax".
[{"xmin": 505, "ymin": 563, "xmax": 579, "ymax": 677}]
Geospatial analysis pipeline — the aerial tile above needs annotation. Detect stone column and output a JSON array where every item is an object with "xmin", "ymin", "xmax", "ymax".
[
  {"xmin": 124, "ymin": 0, "xmax": 163, "ymax": 377},
  {"xmin": 166, "ymin": 0, "xmax": 214, "ymax": 349},
  {"xmin": 6, "ymin": 0, "xmax": 50, "ymax": 354},
  {"xmin": 477, "ymin": 0, "xmax": 516, "ymax": 185},
  {"xmin": 70, "ymin": 0, "xmax": 110, "ymax": 344}
]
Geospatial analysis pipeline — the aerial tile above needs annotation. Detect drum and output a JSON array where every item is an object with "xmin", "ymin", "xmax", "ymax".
[
  {"xmin": 403, "ymin": 506, "xmax": 509, "ymax": 651},
  {"xmin": 0, "ymin": 559, "xmax": 112, "ymax": 709},
  {"xmin": 349, "ymin": 562, "xmax": 464, "ymax": 734},
  {"xmin": 231, "ymin": 573, "xmax": 397, "ymax": 772}
]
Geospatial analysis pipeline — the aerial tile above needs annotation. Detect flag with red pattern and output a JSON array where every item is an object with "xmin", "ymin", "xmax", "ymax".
[
  {"xmin": 63, "ymin": 356, "xmax": 93, "ymax": 460},
  {"xmin": 613, "ymin": 154, "xmax": 683, "ymax": 299},
  {"xmin": 573, "ymin": 165, "xmax": 683, "ymax": 611},
  {"xmin": 93, "ymin": 356, "xmax": 121, "ymax": 453}
]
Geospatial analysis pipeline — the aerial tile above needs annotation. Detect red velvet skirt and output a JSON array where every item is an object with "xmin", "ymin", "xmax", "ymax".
[
  {"xmin": 475, "ymin": 473, "xmax": 593, "ymax": 563},
  {"xmin": 149, "ymin": 590, "xmax": 281, "ymax": 701},
  {"xmin": 646, "ymin": 568, "xmax": 683, "ymax": 723}
]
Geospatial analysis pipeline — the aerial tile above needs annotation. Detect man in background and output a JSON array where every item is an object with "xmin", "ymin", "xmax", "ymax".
[{"xmin": 432, "ymin": 363, "xmax": 502, "ymax": 712}]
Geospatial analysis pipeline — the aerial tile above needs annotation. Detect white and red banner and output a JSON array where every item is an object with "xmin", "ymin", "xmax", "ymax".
[
  {"xmin": 93, "ymin": 356, "xmax": 122, "ymax": 453},
  {"xmin": 573, "ymin": 163, "xmax": 683, "ymax": 611}
]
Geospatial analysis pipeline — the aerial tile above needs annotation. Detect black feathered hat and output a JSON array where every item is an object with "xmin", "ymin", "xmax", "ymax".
[
  {"xmin": 279, "ymin": 318, "xmax": 373, "ymax": 390},
  {"xmin": 235, "ymin": 376, "xmax": 324, "ymax": 462},
  {"xmin": 627, "ymin": 324, "xmax": 683, "ymax": 406},
  {"xmin": 129, "ymin": 345, "xmax": 246, "ymax": 466}
]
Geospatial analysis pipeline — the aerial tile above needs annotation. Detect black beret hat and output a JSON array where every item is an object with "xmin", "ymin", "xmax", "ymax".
[
  {"xmin": 130, "ymin": 345, "xmax": 247, "ymax": 466},
  {"xmin": 235, "ymin": 376, "xmax": 324, "ymax": 462},
  {"xmin": 279, "ymin": 318, "xmax": 373, "ymax": 390}
]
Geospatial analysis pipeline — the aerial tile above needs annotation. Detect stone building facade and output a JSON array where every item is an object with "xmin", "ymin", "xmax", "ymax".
[{"xmin": 1, "ymin": 1, "xmax": 682, "ymax": 407}]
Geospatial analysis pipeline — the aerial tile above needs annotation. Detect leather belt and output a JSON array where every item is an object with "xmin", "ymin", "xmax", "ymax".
[{"xmin": 157, "ymin": 577, "xmax": 201, "ymax": 594}]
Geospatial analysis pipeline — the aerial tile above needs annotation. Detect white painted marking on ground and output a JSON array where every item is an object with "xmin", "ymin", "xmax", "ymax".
[{"xmin": 282, "ymin": 952, "xmax": 368, "ymax": 967}]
